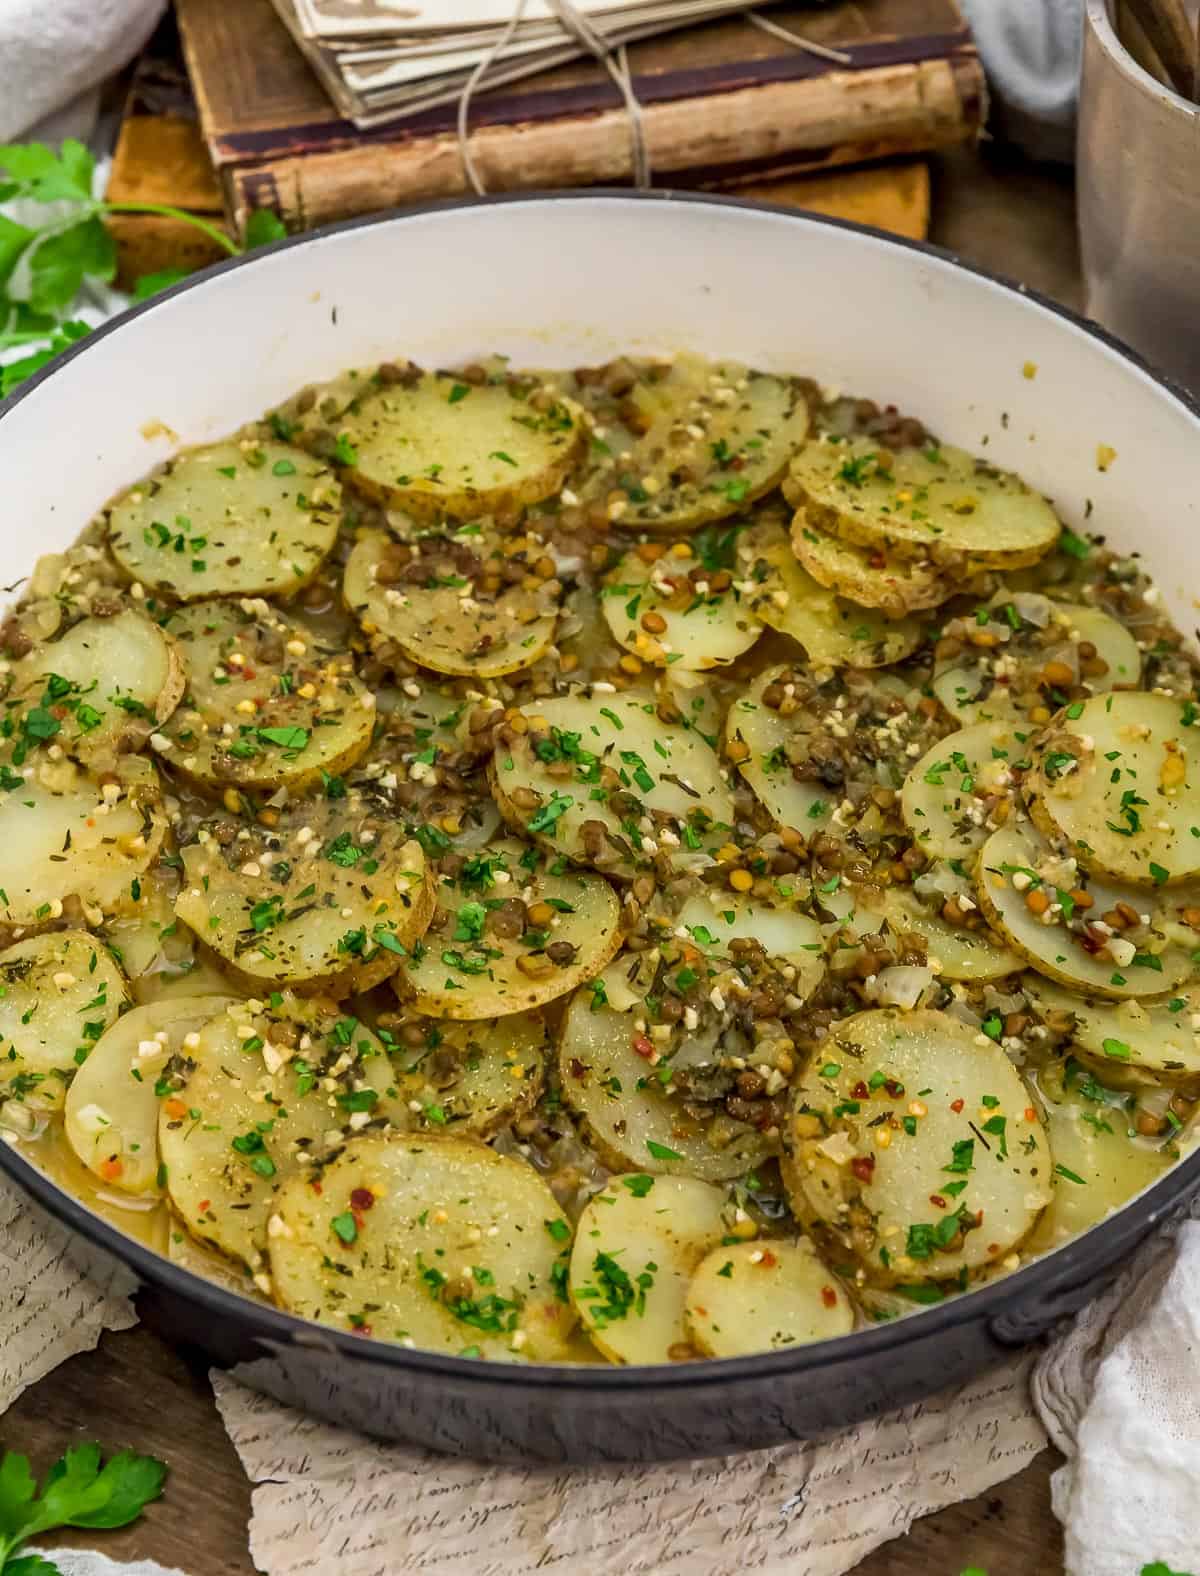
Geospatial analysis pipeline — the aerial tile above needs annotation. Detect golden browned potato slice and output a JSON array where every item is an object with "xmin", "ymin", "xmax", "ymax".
[
  {"xmin": 790, "ymin": 516, "xmax": 963, "ymax": 617},
  {"xmin": 0, "ymin": 756, "xmax": 166, "ymax": 926},
  {"xmin": 786, "ymin": 436, "xmax": 1060, "ymax": 566},
  {"xmin": 343, "ymin": 526, "xmax": 558, "ymax": 679},
  {"xmin": 600, "ymin": 542, "xmax": 762, "ymax": 671},
  {"xmin": 569, "ymin": 1174, "xmax": 730, "ymax": 1362},
  {"xmin": 786, "ymin": 1008, "xmax": 1051, "ymax": 1287},
  {"xmin": 161, "ymin": 996, "xmax": 407, "ymax": 1274},
  {"xmin": 64, "ymin": 993, "xmax": 234, "ymax": 1193},
  {"xmin": 901, "ymin": 721, "xmax": 1019, "ymax": 861},
  {"xmin": 402, "ymin": 838, "xmax": 621, "ymax": 1017},
  {"xmin": 341, "ymin": 373, "xmax": 585, "ymax": 522},
  {"xmin": 684, "ymin": 1237, "xmax": 854, "ymax": 1356},
  {"xmin": 1025, "ymin": 692, "xmax": 1200, "ymax": 885},
  {"xmin": 0, "ymin": 932, "xmax": 127, "ymax": 1116},
  {"xmin": 389, "ymin": 1014, "xmax": 547, "ymax": 1137},
  {"xmin": 8, "ymin": 612, "xmax": 186, "ymax": 765},
  {"xmin": 976, "ymin": 823, "xmax": 1193, "ymax": 999},
  {"xmin": 607, "ymin": 365, "xmax": 810, "ymax": 534},
  {"xmin": 874, "ymin": 879, "xmax": 1022, "ymax": 982},
  {"xmin": 269, "ymin": 1132, "xmax": 575, "ymax": 1358},
  {"xmin": 157, "ymin": 598, "xmax": 374, "ymax": 795},
  {"xmin": 492, "ymin": 688, "xmax": 735, "ymax": 880},
  {"xmin": 175, "ymin": 791, "xmax": 433, "ymax": 998},
  {"xmin": 107, "ymin": 440, "xmax": 340, "ymax": 599},
  {"xmin": 931, "ymin": 598, "xmax": 1141, "ymax": 725},
  {"xmin": 737, "ymin": 519, "xmax": 922, "ymax": 669}
]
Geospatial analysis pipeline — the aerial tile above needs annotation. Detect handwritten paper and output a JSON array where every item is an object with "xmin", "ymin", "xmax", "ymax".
[
  {"xmin": 213, "ymin": 1356, "xmax": 1046, "ymax": 1576},
  {"xmin": 0, "ymin": 1173, "xmax": 137, "ymax": 1412}
]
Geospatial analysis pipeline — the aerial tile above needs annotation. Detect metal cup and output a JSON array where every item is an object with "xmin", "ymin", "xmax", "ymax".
[{"xmin": 1079, "ymin": 0, "xmax": 1200, "ymax": 391}]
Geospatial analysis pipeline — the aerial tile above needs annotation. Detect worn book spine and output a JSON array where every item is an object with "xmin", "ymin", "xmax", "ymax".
[{"xmin": 222, "ymin": 54, "xmax": 982, "ymax": 231}]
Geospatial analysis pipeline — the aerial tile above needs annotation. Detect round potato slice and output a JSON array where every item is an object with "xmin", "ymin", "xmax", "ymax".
[
  {"xmin": 876, "ymin": 879, "xmax": 1022, "ymax": 982},
  {"xmin": 343, "ymin": 526, "xmax": 558, "ymax": 679},
  {"xmin": 902, "ymin": 722, "xmax": 1019, "ymax": 861},
  {"xmin": 106, "ymin": 440, "xmax": 340, "ymax": 599},
  {"xmin": 269, "ymin": 1132, "xmax": 575, "ymax": 1358},
  {"xmin": 175, "ymin": 791, "xmax": 433, "ymax": 998},
  {"xmin": 1027, "ymin": 1092, "xmax": 1172, "ymax": 1255},
  {"xmin": 1025, "ymin": 692, "xmax": 1200, "ymax": 885},
  {"xmin": 557, "ymin": 984, "xmax": 776, "ymax": 1183},
  {"xmin": 0, "ymin": 932, "xmax": 127, "ymax": 1113},
  {"xmin": 1024, "ymin": 975, "xmax": 1200, "ymax": 1086},
  {"xmin": 161, "ymin": 997, "xmax": 406, "ymax": 1272},
  {"xmin": 403, "ymin": 838, "xmax": 621, "ymax": 1017},
  {"xmin": 684, "ymin": 1237, "xmax": 854, "ymax": 1357},
  {"xmin": 790, "ymin": 516, "xmax": 961, "ymax": 617},
  {"xmin": 786, "ymin": 437, "xmax": 1060, "ymax": 567},
  {"xmin": 342, "ymin": 373, "xmax": 585, "ymax": 522},
  {"xmin": 492, "ymin": 688, "xmax": 735, "ymax": 880},
  {"xmin": 737, "ymin": 519, "xmax": 922, "ymax": 669},
  {"xmin": 64, "ymin": 993, "xmax": 234, "ymax": 1193},
  {"xmin": 726, "ymin": 662, "xmax": 943, "ymax": 837},
  {"xmin": 789, "ymin": 1008, "xmax": 1052, "ymax": 1287},
  {"xmin": 975, "ymin": 823, "xmax": 1191, "ymax": 999},
  {"xmin": 158, "ymin": 598, "xmax": 374, "ymax": 794},
  {"xmin": 932, "ymin": 600, "xmax": 1141, "ymax": 725},
  {"xmin": 0, "ymin": 756, "xmax": 166, "ymax": 926},
  {"xmin": 608, "ymin": 369, "xmax": 810, "ymax": 534},
  {"xmin": 8, "ymin": 612, "xmax": 186, "ymax": 765},
  {"xmin": 569, "ymin": 1174, "xmax": 729, "ymax": 1363},
  {"xmin": 389, "ymin": 1014, "xmax": 547, "ymax": 1136},
  {"xmin": 600, "ymin": 542, "xmax": 761, "ymax": 671}
]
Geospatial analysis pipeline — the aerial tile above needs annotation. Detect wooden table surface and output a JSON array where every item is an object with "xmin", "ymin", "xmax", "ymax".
[{"xmin": 6, "ymin": 142, "xmax": 1083, "ymax": 1576}]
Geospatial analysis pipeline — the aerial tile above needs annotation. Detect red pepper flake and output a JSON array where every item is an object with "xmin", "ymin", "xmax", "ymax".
[
  {"xmin": 351, "ymin": 1324, "xmax": 373, "ymax": 1337},
  {"xmin": 884, "ymin": 1079, "xmax": 904, "ymax": 1099},
  {"xmin": 632, "ymin": 1035, "xmax": 655, "ymax": 1060},
  {"xmin": 242, "ymin": 667, "xmax": 257, "ymax": 679},
  {"xmin": 759, "ymin": 1249, "xmax": 778, "ymax": 1268},
  {"xmin": 820, "ymin": 1286, "xmax": 838, "ymax": 1309},
  {"xmin": 851, "ymin": 1080, "xmax": 869, "ymax": 1100},
  {"xmin": 350, "ymin": 1187, "xmax": 375, "ymax": 1211},
  {"xmin": 311, "ymin": 1181, "xmax": 323, "ymax": 1195},
  {"xmin": 850, "ymin": 1155, "xmax": 876, "ymax": 1182},
  {"xmin": 1024, "ymin": 1107, "xmax": 1037, "ymax": 1122},
  {"xmin": 950, "ymin": 1098, "xmax": 965, "ymax": 1113},
  {"xmin": 929, "ymin": 1193, "xmax": 947, "ymax": 1209},
  {"xmin": 351, "ymin": 1210, "xmax": 365, "ymax": 1232},
  {"xmin": 197, "ymin": 1199, "xmax": 210, "ymax": 1213}
]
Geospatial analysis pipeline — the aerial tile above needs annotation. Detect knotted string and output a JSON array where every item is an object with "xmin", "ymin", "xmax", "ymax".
[{"xmin": 457, "ymin": 2, "xmax": 853, "ymax": 195}]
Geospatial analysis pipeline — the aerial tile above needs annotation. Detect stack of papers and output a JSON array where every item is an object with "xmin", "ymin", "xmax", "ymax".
[{"xmin": 270, "ymin": 0, "xmax": 766, "ymax": 127}]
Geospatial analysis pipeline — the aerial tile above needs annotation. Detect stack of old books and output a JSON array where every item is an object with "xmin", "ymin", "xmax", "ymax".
[{"xmin": 105, "ymin": 0, "xmax": 984, "ymax": 278}]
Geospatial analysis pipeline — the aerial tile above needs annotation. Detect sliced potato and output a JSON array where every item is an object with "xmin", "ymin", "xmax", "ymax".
[
  {"xmin": 269, "ymin": 1132, "xmax": 575, "ymax": 1358},
  {"xmin": 107, "ymin": 440, "xmax": 340, "ymax": 599},
  {"xmin": 787, "ymin": 1008, "xmax": 1051, "ymax": 1285},
  {"xmin": 8, "ymin": 612, "xmax": 186, "ymax": 765},
  {"xmin": 738, "ymin": 519, "xmax": 921, "ymax": 669},
  {"xmin": 1027, "ymin": 1092, "xmax": 1172, "ymax": 1255},
  {"xmin": 569, "ymin": 1174, "xmax": 729, "ymax": 1363},
  {"xmin": 901, "ymin": 721, "xmax": 1019, "ymax": 861},
  {"xmin": 876, "ymin": 880, "xmax": 1022, "ymax": 982},
  {"xmin": 492, "ymin": 688, "xmax": 735, "ymax": 880},
  {"xmin": 932, "ymin": 600, "xmax": 1141, "ymax": 725},
  {"xmin": 403, "ymin": 838, "xmax": 621, "ymax": 1017},
  {"xmin": 975, "ymin": 822, "xmax": 1192, "ymax": 998},
  {"xmin": 668, "ymin": 889, "xmax": 826, "ymax": 1001},
  {"xmin": 161, "ymin": 997, "xmax": 405, "ymax": 1271},
  {"xmin": 1026, "ymin": 692, "xmax": 1200, "ymax": 885},
  {"xmin": 0, "ymin": 932, "xmax": 127, "ymax": 1112},
  {"xmin": 608, "ymin": 367, "xmax": 810, "ymax": 533},
  {"xmin": 0, "ymin": 756, "xmax": 166, "ymax": 926},
  {"xmin": 726, "ymin": 662, "xmax": 942, "ymax": 836},
  {"xmin": 1024, "ymin": 975, "xmax": 1200, "ymax": 1086},
  {"xmin": 786, "ymin": 437, "xmax": 1060, "ymax": 567},
  {"xmin": 175, "ymin": 791, "xmax": 433, "ymax": 998},
  {"xmin": 158, "ymin": 598, "xmax": 374, "ymax": 794},
  {"xmin": 342, "ymin": 373, "xmax": 585, "ymax": 522},
  {"xmin": 391, "ymin": 1015, "xmax": 547, "ymax": 1136},
  {"xmin": 557, "ymin": 987, "xmax": 775, "ymax": 1183},
  {"xmin": 791, "ymin": 516, "xmax": 961, "ymax": 617},
  {"xmin": 684, "ymin": 1237, "xmax": 854, "ymax": 1356},
  {"xmin": 600, "ymin": 543, "xmax": 761, "ymax": 671},
  {"xmin": 343, "ymin": 526, "xmax": 558, "ymax": 679},
  {"xmin": 64, "ymin": 993, "xmax": 234, "ymax": 1193}
]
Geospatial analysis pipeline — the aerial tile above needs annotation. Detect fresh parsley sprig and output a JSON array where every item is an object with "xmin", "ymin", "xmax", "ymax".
[
  {"xmin": 0, "ymin": 1442, "xmax": 166, "ymax": 1575},
  {"xmin": 0, "ymin": 137, "xmax": 286, "ymax": 398}
]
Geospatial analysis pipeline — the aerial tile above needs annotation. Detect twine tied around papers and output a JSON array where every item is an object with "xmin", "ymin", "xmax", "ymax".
[{"xmin": 456, "ymin": 1, "xmax": 853, "ymax": 195}]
